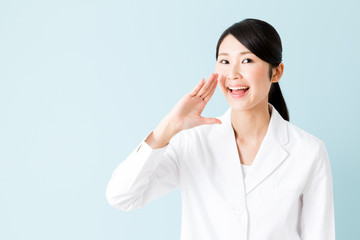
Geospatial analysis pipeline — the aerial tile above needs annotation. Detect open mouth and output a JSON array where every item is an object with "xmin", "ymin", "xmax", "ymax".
[
  {"xmin": 228, "ymin": 86, "xmax": 249, "ymax": 91},
  {"xmin": 227, "ymin": 86, "xmax": 250, "ymax": 97}
]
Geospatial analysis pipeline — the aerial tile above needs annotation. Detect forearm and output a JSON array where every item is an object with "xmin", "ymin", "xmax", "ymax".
[
  {"xmin": 145, "ymin": 114, "xmax": 180, "ymax": 149},
  {"xmin": 107, "ymin": 134, "xmax": 180, "ymax": 211}
]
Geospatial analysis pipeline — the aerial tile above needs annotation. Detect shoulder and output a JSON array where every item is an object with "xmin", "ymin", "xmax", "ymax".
[
  {"xmin": 270, "ymin": 105, "xmax": 326, "ymax": 157},
  {"xmin": 171, "ymin": 120, "xmax": 224, "ymax": 143},
  {"xmin": 188, "ymin": 110, "xmax": 228, "ymax": 140},
  {"xmin": 287, "ymin": 121, "xmax": 323, "ymax": 144},
  {"xmin": 278, "ymin": 119, "xmax": 331, "ymax": 183},
  {"xmin": 285, "ymin": 120, "xmax": 327, "ymax": 159},
  {"xmin": 168, "ymin": 111, "xmax": 227, "ymax": 151}
]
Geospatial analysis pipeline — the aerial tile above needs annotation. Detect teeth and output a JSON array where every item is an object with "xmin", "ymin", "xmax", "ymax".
[{"xmin": 228, "ymin": 86, "xmax": 249, "ymax": 90}]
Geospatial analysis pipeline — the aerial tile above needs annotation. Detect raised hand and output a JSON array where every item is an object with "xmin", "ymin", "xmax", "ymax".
[
  {"xmin": 168, "ymin": 73, "xmax": 222, "ymax": 131},
  {"xmin": 145, "ymin": 73, "xmax": 222, "ymax": 149}
]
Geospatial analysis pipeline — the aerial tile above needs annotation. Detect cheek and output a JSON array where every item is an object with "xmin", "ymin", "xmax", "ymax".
[
  {"xmin": 214, "ymin": 65, "xmax": 225, "ymax": 76},
  {"xmin": 247, "ymin": 74, "xmax": 272, "ymax": 96},
  {"xmin": 214, "ymin": 66, "xmax": 227, "ymax": 87},
  {"xmin": 245, "ymin": 66, "xmax": 266, "ymax": 78}
]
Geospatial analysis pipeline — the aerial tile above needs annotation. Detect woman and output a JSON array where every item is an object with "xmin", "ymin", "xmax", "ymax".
[{"xmin": 106, "ymin": 18, "xmax": 335, "ymax": 239}]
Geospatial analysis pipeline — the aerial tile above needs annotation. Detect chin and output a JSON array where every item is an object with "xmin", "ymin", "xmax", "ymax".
[
  {"xmin": 228, "ymin": 102, "xmax": 251, "ymax": 111},
  {"xmin": 229, "ymin": 100, "xmax": 269, "ymax": 113}
]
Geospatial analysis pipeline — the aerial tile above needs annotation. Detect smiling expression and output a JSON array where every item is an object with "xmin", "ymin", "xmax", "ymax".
[{"xmin": 215, "ymin": 34, "xmax": 280, "ymax": 112}]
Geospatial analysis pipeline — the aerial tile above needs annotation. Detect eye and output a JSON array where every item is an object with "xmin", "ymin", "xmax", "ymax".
[
  {"xmin": 219, "ymin": 59, "xmax": 229, "ymax": 64},
  {"xmin": 242, "ymin": 58, "xmax": 252, "ymax": 63}
]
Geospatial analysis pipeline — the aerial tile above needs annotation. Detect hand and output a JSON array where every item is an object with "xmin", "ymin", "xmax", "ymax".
[
  {"xmin": 167, "ymin": 73, "xmax": 222, "ymax": 132},
  {"xmin": 145, "ymin": 73, "xmax": 222, "ymax": 149}
]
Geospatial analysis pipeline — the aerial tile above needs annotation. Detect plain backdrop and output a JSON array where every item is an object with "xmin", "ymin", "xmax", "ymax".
[{"xmin": 1, "ymin": 0, "xmax": 359, "ymax": 239}]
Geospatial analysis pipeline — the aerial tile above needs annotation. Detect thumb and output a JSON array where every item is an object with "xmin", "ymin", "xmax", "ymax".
[{"xmin": 200, "ymin": 117, "xmax": 222, "ymax": 125}]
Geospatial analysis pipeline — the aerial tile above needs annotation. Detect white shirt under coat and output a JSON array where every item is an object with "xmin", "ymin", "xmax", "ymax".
[{"xmin": 106, "ymin": 104, "xmax": 336, "ymax": 240}]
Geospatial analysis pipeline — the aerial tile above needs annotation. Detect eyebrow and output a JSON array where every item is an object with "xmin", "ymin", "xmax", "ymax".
[{"xmin": 218, "ymin": 51, "xmax": 252, "ymax": 56}]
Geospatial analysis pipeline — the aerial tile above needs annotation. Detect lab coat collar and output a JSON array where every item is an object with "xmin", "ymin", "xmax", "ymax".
[{"xmin": 216, "ymin": 103, "xmax": 289, "ymax": 195}]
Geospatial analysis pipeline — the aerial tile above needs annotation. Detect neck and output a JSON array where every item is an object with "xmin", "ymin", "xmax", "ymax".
[{"xmin": 231, "ymin": 102, "xmax": 271, "ymax": 144}]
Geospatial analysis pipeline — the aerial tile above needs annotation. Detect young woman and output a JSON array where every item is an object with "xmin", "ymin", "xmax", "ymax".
[{"xmin": 106, "ymin": 18, "xmax": 335, "ymax": 240}]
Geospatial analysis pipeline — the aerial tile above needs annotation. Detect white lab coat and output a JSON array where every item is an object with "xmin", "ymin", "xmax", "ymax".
[{"xmin": 106, "ymin": 104, "xmax": 335, "ymax": 240}]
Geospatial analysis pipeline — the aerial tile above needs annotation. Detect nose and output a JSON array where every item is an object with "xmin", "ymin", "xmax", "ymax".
[{"xmin": 227, "ymin": 61, "xmax": 241, "ymax": 80}]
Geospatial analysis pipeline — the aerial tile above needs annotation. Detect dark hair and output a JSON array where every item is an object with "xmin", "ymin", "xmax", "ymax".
[{"xmin": 215, "ymin": 18, "xmax": 289, "ymax": 121}]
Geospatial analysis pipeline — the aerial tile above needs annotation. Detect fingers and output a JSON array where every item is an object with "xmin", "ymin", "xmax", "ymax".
[
  {"xmin": 189, "ymin": 78, "xmax": 205, "ymax": 97},
  {"xmin": 216, "ymin": 74, "xmax": 226, "ymax": 94},
  {"xmin": 197, "ymin": 73, "xmax": 217, "ymax": 98},
  {"xmin": 202, "ymin": 75, "xmax": 218, "ymax": 102}
]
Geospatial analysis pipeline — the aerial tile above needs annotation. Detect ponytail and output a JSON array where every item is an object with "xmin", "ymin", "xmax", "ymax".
[{"xmin": 268, "ymin": 82, "xmax": 289, "ymax": 121}]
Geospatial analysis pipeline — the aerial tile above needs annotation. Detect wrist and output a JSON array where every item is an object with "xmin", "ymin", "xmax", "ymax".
[
  {"xmin": 155, "ymin": 115, "xmax": 180, "ymax": 140},
  {"xmin": 145, "ymin": 115, "xmax": 180, "ymax": 149}
]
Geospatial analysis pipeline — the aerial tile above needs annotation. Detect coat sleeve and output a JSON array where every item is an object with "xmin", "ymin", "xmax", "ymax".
[
  {"xmin": 300, "ymin": 140, "xmax": 336, "ymax": 240},
  {"xmin": 106, "ymin": 132, "xmax": 181, "ymax": 211}
]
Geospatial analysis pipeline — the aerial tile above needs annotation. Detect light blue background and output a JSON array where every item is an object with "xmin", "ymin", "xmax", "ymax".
[{"xmin": 0, "ymin": 0, "xmax": 359, "ymax": 239}]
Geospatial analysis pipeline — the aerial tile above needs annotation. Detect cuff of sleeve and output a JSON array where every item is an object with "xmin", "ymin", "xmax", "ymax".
[{"xmin": 127, "ymin": 135, "xmax": 169, "ymax": 171}]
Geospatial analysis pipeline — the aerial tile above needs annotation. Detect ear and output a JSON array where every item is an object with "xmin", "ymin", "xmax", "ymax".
[{"xmin": 271, "ymin": 62, "xmax": 284, "ymax": 83}]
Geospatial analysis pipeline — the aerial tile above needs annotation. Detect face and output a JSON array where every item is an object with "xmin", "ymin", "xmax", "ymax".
[{"xmin": 215, "ymin": 34, "xmax": 281, "ymax": 112}]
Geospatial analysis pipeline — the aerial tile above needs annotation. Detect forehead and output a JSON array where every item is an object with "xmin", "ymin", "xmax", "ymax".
[{"xmin": 218, "ymin": 34, "xmax": 252, "ymax": 55}]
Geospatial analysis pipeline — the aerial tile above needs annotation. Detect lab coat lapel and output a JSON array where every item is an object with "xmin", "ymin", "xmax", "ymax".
[
  {"xmin": 210, "ymin": 107, "xmax": 246, "ymax": 202},
  {"xmin": 244, "ymin": 105, "xmax": 289, "ymax": 194},
  {"xmin": 210, "ymin": 105, "xmax": 289, "ymax": 200}
]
